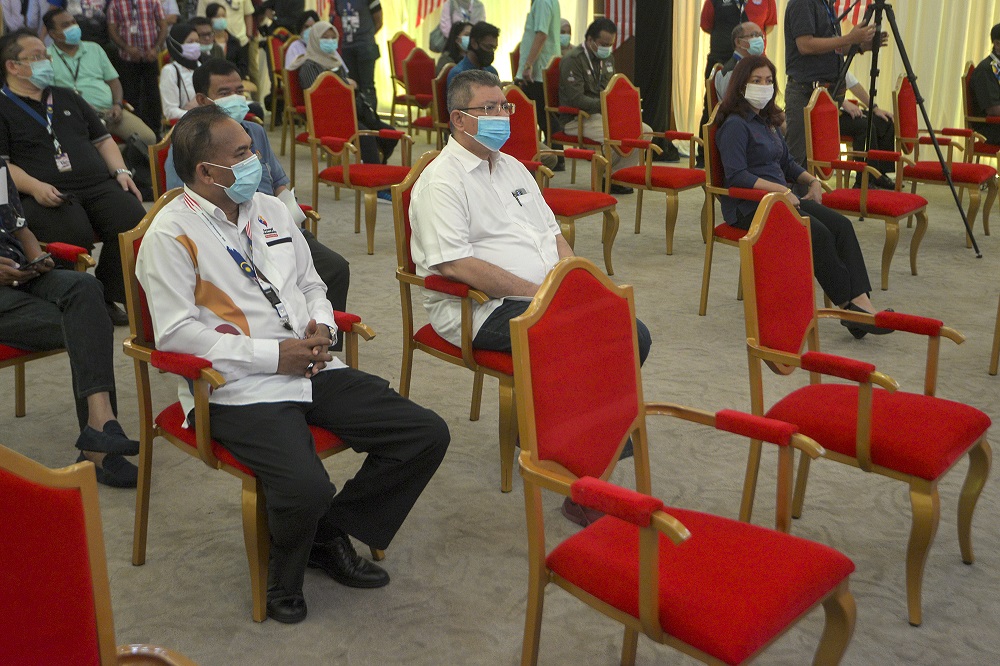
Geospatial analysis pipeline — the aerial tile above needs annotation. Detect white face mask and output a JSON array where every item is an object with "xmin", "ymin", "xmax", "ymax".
[{"xmin": 744, "ymin": 82, "xmax": 774, "ymax": 110}]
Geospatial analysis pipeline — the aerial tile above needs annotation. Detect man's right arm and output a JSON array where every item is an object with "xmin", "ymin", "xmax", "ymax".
[
  {"xmin": 435, "ymin": 256, "xmax": 539, "ymax": 299},
  {"xmin": 794, "ymin": 23, "xmax": 875, "ymax": 55}
]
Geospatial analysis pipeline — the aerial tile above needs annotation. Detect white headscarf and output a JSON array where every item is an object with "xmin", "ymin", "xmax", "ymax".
[{"xmin": 287, "ymin": 20, "xmax": 346, "ymax": 74}]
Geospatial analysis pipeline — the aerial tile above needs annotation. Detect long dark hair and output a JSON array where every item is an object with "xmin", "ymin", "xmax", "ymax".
[
  {"xmin": 717, "ymin": 54, "xmax": 783, "ymax": 128},
  {"xmin": 445, "ymin": 21, "xmax": 471, "ymax": 63}
]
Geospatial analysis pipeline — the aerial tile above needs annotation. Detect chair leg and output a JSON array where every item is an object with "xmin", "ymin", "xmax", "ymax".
[
  {"xmin": 792, "ymin": 450, "xmax": 811, "ymax": 520},
  {"xmin": 633, "ymin": 188, "xmax": 643, "ymax": 234},
  {"xmin": 775, "ymin": 444, "xmax": 794, "ymax": 533},
  {"xmin": 958, "ymin": 440, "xmax": 992, "ymax": 564},
  {"xmin": 399, "ymin": 340, "xmax": 414, "ymax": 397},
  {"xmin": 280, "ymin": 111, "xmax": 289, "ymax": 156},
  {"xmin": 131, "ymin": 432, "xmax": 154, "ymax": 566},
  {"xmin": 570, "ymin": 155, "xmax": 577, "ymax": 184},
  {"xmin": 906, "ymin": 481, "xmax": 941, "ymax": 627},
  {"xmin": 910, "ymin": 210, "xmax": 928, "ymax": 277},
  {"xmin": 738, "ymin": 439, "xmax": 763, "ymax": 523},
  {"xmin": 602, "ymin": 209, "xmax": 619, "ymax": 275},
  {"xmin": 470, "ymin": 368, "xmax": 484, "ymax": 421},
  {"xmin": 242, "ymin": 477, "xmax": 270, "ymax": 623},
  {"xmin": 990, "ymin": 296, "xmax": 1000, "ymax": 375},
  {"xmin": 880, "ymin": 220, "xmax": 900, "ymax": 291},
  {"xmin": 813, "ymin": 581, "xmax": 856, "ymax": 666},
  {"xmin": 698, "ymin": 233, "xmax": 715, "ymax": 316},
  {"xmin": 363, "ymin": 192, "xmax": 378, "ymax": 255},
  {"xmin": 983, "ymin": 177, "xmax": 998, "ymax": 235},
  {"xmin": 354, "ymin": 191, "xmax": 362, "ymax": 234},
  {"xmin": 370, "ymin": 548, "xmax": 386, "ymax": 561},
  {"xmin": 290, "ymin": 134, "xmax": 297, "ymax": 191},
  {"xmin": 620, "ymin": 627, "xmax": 639, "ymax": 666},
  {"xmin": 664, "ymin": 192, "xmax": 679, "ymax": 255},
  {"xmin": 736, "ymin": 273, "xmax": 743, "ymax": 301},
  {"xmin": 520, "ymin": 486, "xmax": 547, "ymax": 666},
  {"xmin": 498, "ymin": 379, "xmax": 517, "ymax": 493},
  {"xmin": 965, "ymin": 187, "xmax": 982, "ymax": 249},
  {"xmin": 13, "ymin": 361, "xmax": 25, "ymax": 417}
]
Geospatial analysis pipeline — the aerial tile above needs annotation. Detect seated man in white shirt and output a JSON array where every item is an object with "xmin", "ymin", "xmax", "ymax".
[
  {"xmin": 136, "ymin": 105, "xmax": 449, "ymax": 625},
  {"xmin": 409, "ymin": 70, "xmax": 650, "ymax": 525}
]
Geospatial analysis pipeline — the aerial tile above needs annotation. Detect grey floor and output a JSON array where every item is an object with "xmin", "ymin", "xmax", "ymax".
[{"xmin": 5, "ymin": 126, "xmax": 1000, "ymax": 665}]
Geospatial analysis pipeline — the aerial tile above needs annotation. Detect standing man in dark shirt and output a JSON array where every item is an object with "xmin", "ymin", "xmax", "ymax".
[
  {"xmin": 697, "ymin": 0, "xmax": 776, "ymax": 166},
  {"xmin": 334, "ymin": 0, "xmax": 382, "ymax": 111},
  {"xmin": 783, "ymin": 0, "xmax": 877, "ymax": 176},
  {"xmin": 106, "ymin": 0, "xmax": 167, "ymax": 135},
  {"xmin": 969, "ymin": 23, "xmax": 1000, "ymax": 147},
  {"xmin": 0, "ymin": 30, "xmax": 147, "ymax": 325}
]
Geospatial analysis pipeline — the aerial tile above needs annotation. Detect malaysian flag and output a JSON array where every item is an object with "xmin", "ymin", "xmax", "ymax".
[
  {"xmin": 833, "ymin": 0, "xmax": 873, "ymax": 25},
  {"xmin": 605, "ymin": 0, "xmax": 635, "ymax": 44},
  {"xmin": 417, "ymin": 0, "xmax": 445, "ymax": 26}
]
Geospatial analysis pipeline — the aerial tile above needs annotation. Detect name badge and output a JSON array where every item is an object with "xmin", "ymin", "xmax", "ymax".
[
  {"xmin": 55, "ymin": 152, "xmax": 72, "ymax": 172},
  {"xmin": 129, "ymin": 24, "xmax": 139, "ymax": 35}
]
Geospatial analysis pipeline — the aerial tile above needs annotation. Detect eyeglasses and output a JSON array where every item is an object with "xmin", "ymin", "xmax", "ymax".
[
  {"xmin": 458, "ymin": 102, "xmax": 516, "ymax": 116},
  {"xmin": 17, "ymin": 55, "xmax": 51, "ymax": 64}
]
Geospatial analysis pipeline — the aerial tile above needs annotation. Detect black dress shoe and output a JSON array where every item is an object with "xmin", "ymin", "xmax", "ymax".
[
  {"xmin": 76, "ymin": 420, "xmax": 140, "ymax": 456},
  {"xmin": 872, "ymin": 174, "xmax": 896, "ymax": 190},
  {"xmin": 267, "ymin": 593, "xmax": 307, "ymax": 624},
  {"xmin": 105, "ymin": 302, "xmax": 129, "ymax": 327},
  {"xmin": 308, "ymin": 534, "xmax": 390, "ymax": 588},
  {"xmin": 553, "ymin": 157, "xmax": 566, "ymax": 172},
  {"xmin": 609, "ymin": 184, "xmax": 634, "ymax": 195},
  {"xmin": 77, "ymin": 452, "xmax": 138, "ymax": 488},
  {"xmin": 840, "ymin": 303, "xmax": 895, "ymax": 339}
]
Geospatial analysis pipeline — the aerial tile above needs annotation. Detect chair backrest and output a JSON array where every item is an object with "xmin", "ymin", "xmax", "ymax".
[
  {"xmin": 271, "ymin": 26, "xmax": 290, "ymax": 41},
  {"xmin": 390, "ymin": 31, "xmax": 417, "ymax": 85},
  {"xmin": 403, "ymin": 47, "xmax": 435, "ymax": 98},
  {"xmin": 739, "ymin": 194, "xmax": 817, "ymax": 357},
  {"xmin": 284, "ymin": 66, "xmax": 305, "ymax": 108},
  {"xmin": 392, "ymin": 151, "xmax": 440, "ymax": 276},
  {"xmin": 706, "ymin": 62, "xmax": 722, "ymax": 112},
  {"xmin": 892, "ymin": 75, "xmax": 919, "ymax": 154},
  {"xmin": 268, "ymin": 35, "xmax": 287, "ymax": 76},
  {"xmin": 962, "ymin": 60, "xmax": 978, "ymax": 122},
  {"xmin": 0, "ymin": 445, "xmax": 117, "ymax": 664},
  {"xmin": 805, "ymin": 88, "xmax": 842, "ymax": 180},
  {"xmin": 432, "ymin": 63, "xmax": 454, "ymax": 128},
  {"xmin": 543, "ymin": 56, "xmax": 561, "ymax": 109},
  {"xmin": 510, "ymin": 258, "xmax": 642, "ymax": 481},
  {"xmin": 601, "ymin": 73, "xmax": 643, "ymax": 142},
  {"xmin": 147, "ymin": 128, "xmax": 172, "ymax": 201},
  {"xmin": 119, "ymin": 189, "xmax": 185, "ymax": 349},
  {"xmin": 703, "ymin": 108, "xmax": 725, "ymax": 189},
  {"xmin": 502, "ymin": 84, "xmax": 541, "ymax": 163},
  {"xmin": 510, "ymin": 48, "xmax": 520, "ymax": 80},
  {"xmin": 158, "ymin": 49, "xmax": 171, "ymax": 72},
  {"xmin": 305, "ymin": 71, "xmax": 358, "ymax": 144}
]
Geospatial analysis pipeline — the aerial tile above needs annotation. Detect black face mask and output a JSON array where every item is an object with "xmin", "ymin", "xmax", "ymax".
[{"xmin": 473, "ymin": 45, "xmax": 495, "ymax": 67}]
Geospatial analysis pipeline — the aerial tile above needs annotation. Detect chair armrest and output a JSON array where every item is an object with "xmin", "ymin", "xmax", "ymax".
[
  {"xmin": 333, "ymin": 310, "xmax": 375, "ymax": 341},
  {"xmin": 557, "ymin": 105, "xmax": 588, "ymax": 119},
  {"xmin": 117, "ymin": 643, "xmax": 198, "ymax": 665},
  {"xmin": 644, "ymin": 130, "xmax": 693, "ymax": 141},
  {"xmin": 43, "ymin": 241, "xmax": 96, "ymax": 270},
  {"xmin": 830, "ymin": 159, "xmax": 869, "ymax": 172},
  {"xmin": 620, "ymin": 138, "xmax": 652, "ymax": 150},
  {"xmin": 571, "ymin": 476, "xmax": 664, "ymax": 526},
  {"xmin": 727, "ymin": 187, "xmax": 768, "ymax": 201},
  {"xmin": 424, "ymin": 274, "xmax": 491, "ymax": 304},
  {"xmin": 866, "ymin": 149, "xmax": 902, "ymax": 162},
  {"xmin": 940, "ymin": 127, "xmax": 974, "ymax": 138},
  {"xmin": 564, "ymin": 147, "xmax": 596, "ymax": 161},
  {"xmin": 801, "ymin": 351, "xmax": 877, "ymax": 383},
  {"xmin": 714, "ymin": 409, "xmax": 824, "ymax": 457},
  {"xmin": 149, "ymin": 350, "xmax": 227, "ymax": 387}
]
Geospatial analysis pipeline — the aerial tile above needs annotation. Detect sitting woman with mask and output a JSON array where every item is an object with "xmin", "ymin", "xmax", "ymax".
[
  {"xmin": 160, "ymin": 23, "xmax": 203, "ymax": 121},
  {"xmin": 716, "ymin": 55, "xmax": 891, "ymax": 338},
  {"xmin": 206, "ymin": 3, "xmax": 249, "ymax": 79},
  {"xmin": 436, "ymin": 21, "xmax": 471, "ymax": 74},
  {"xmin": 289, "ymin": 21, "xmax": 397, "ymax": 166},
  {"xmin": 284, "ymin": 10, "xmax": 319, "ymax": 71}
]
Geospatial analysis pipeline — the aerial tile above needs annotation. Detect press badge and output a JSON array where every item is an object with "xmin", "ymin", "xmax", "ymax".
[{"xmin": 55, "ymin": 152, "xmax": 72, "ymax": 172}]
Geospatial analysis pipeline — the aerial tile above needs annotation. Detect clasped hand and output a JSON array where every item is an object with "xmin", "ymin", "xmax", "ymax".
[{"xmin": 277, "ymin": 319, "xmax": 332, "ymax": 378}]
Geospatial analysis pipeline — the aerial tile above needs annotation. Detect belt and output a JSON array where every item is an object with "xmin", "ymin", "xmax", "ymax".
[{"xmin": 788, "ymin": 79, "xmax": 836, "ymax": 90}]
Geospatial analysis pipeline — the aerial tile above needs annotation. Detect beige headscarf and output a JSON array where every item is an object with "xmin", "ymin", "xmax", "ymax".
[{"xmin": 287, "ymin": 20, "xmax": 347, "ymax": 74}]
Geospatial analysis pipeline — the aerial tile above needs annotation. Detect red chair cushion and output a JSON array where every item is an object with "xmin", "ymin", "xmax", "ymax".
[
  {"xmin": 611, "ymin": 166, "xmax": 705, "ymax": 190},
  {"xmin": 902, "ymin": 161, "xmax": 996, "ymax": 184},
  {"xmin": 155, "ymin": 402, "xmax": 347, "ymax": 476},
  {"xmin": 412, "ymin": 114, "xmax": 434, "ymax": 128},
  {"xmin": 821, "ymin": 188, "xmax": 927, "ymax": 217},
  {"xmin": 0, "ymin": 344, "xmax": 35, "ymax": 362},
  {"xmin": 974, "ymin": 141, "xmax": 1000, "ymax": 155},
  {"xmin": 546, "ymin": 507, "xmax": 855, "ymax": 665},
  {"xmin": 542, "ymin": 188, "xmax": 617, "ymax": 217},
  {"xmin": 766, "ymin": 384, "xmax": 991, "ymax": 480},
  {"xmin": 413, "ymin": 324, "xmax": 513, "ymax": 375},
  {"xmin": 411, "ymin": 93, "xmax": 433, "ymax": 106},
  {"xmin": 318, "ymin": 164, "xmax": 412, "ymax": 188},
  {"xmin": 714, "ymin": 223, "xmax": 746, "ymax": 242}
]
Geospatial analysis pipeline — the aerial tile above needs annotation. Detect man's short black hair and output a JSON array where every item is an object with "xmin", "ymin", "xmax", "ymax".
[
  {"xmin": 42, "ymin": 7, "xmax": 68, "ymax": 33},
  {"xmin": 193, "ymin": 57, "xmax": 240, "ymax": 96},
  {"xmin": 172, "ymin": 104, "xmax": 232, "ymax": 185},
  {"xmin": 0, "ymin": 29, "xmax": 37, "ymax": 81},
  {"xmin": 992, "ymin": 23, "xmax": 1000, "ymax": 42},
  {"xmin": 191, "ymin": 16, "xmax": 212, "ymax": 29},
  {"xmin": 296, "ymin": 10, "xmax": 320, "ymax": 35},
  {"xmin": 469, "ymin": 21, "xmax": 499, "ymax": 45},
  {"xmin": 585, "ymin": 18, "xmax": 616, "ymax": 42}
]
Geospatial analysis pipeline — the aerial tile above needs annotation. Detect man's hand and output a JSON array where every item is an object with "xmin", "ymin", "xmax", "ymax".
[
  {"xmin": 27, "ymin": 253, "xmax": 55, "ymax": 274},
  {"xmin": 521, "ymin": 63, "xmax": 534, "ymax": 83},
  {"xmin": 874, "ymin": 106, "xmax": 893, "ymax": 122},
  {"xmin": 848, "ymin": 23, "xmax": 877, "ymax": 47},
  {"xmin": 125, "ymin": 46, "xmax": 144, "ymax": 60},
  {"xmin": 801, "ymin": 179, "xmax": 824, "ymax": 203},
  {"xmin": 0, "ymin": 257, "xmax": 39, "ymax": 286},
  {"xmin": 278, "ymin": 335, "xmax": 333, "ymax": 378},
  {"xmin": 144, "ymin": 48, "xmax": 159, "ymax": 62},
  {"xmin": 107, "ymin": 103, "xmax": 123, "ymax": 122},
  {"xmin": 841, "ymin": 100, "xmax": 863, "ymax": 119},
  {"xmin": 32, "ymin": 182, "xmax": 65, "ymax": 208},
  {"xmin": 116, "ymin": 172, "xmax": 142, "ymax": 200}
]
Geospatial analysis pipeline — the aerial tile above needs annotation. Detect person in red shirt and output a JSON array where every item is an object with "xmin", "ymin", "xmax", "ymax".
[{"xmin": 107, "ymin": 0, "xmax": 168, "ymax": 134}]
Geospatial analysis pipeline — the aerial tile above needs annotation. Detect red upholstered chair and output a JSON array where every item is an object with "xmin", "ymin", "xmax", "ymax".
[
  {"xmin": 391, "ymin": 152, "xmax": 518, "ymax": 492},
  {"xmin": 737, "ymin": 193, "xmax": 993, "ymax": 627},
  {"xmin": 698, "ymin": 108, "xmax": 766, "ymax": 316},
  {"xmin": 146, "ymin": 129, "xmax": 172, "ymax": 201},
  {"xmin": 502, "ymin": 84, "xmax": 620, "ymax": 274},
  {"xmin": 0, "ymin": 444, "xmax": 195, "ymax": 665},
  {"xmin": 543, "ymin": 55, "xmax": 600, "ymax": 184},
  {"xmin": 118, "ymin": 190, "xmax": 382, "ymax": 623},
  {"xmin": 389, "ymin": 31, "xmax": 416, "ymax": 123},
  {"xmin": 280, "ymin": 49, "xmax": 308, "ymax": 162},
  {"xmin": 509, "ymin": 48, "xmax": 520, "ymax": 81},
  {"xmin": 805, "ymin": 88, "xmax": 929, "ymax": 291},
  {"xmin": 892, "ymin": 75, "xmax": 999, "ymax": 247},
  {"xmin": 992, "ymin": 295, "xmax": 1000, "ymax": 375},
  {"xmin": 601, "ymin": 74, "xmax": 707, "ymax": 255},
  {"xmin": 306, "ymin": 72, "xmax": 413, "ymax": 254},
  {"xmin": 705, "ymin": 62, "xmax": 722, "ymax": 115},
  {"xmin": 511, "ymin": 256, "xmax": 856, "ymax": 666},
  {"xmin": 402, "ymin": 47, "xmax": 435, "ymax": 141},
  {"xmin": 1, "ymin": 242, "xmax": 95, "ymax": 418},
  {"xmin": 431, "ymin": 63, "xmax": 454, "ymax": 149},
  {"xmin": 961, "ymin": 60, "xmax": 1000, "ymax": 164},
  {"xmin": 266, "ymin": 32, "xmax": 290, "ymax": 130}
]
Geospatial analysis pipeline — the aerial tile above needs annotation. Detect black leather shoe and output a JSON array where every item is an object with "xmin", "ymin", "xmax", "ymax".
[
  {"xmin": 77, "ymin": 452, "xmax": 138, "ymax": 488},
  {"xmin": 553, "ymin": 157, "xmax": 566, "ymax": 172},
  {"xmin": 840, "ymin": 303, "xmax": 894, "ymax": 338},
  {"xmin": 609, "ymin": 184, "xmax": 634, "ymax": 195},
  {"xmin": 267, "ymin": 594, "xmax": 307, "ymax": 624},
  {"xmin": 106, "ymin": 302, "xmax": 129, "ymax": 327},
  {"xmin": 76, "ymin": 420, "xmax": 140, "ymax": 456},
  {"xmin": 308, "ymin": 534, "xmax": 390, "ymax": 588}
]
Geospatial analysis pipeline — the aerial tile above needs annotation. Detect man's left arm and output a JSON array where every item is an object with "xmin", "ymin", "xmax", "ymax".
[
  {"xmin": 289, "ymin": 214, "xmax": 336, "ymax": 335},
  {"xmin": 96, "ymin": 137, "xmax": 141, "ymax": 198},
  {"xmin": 371, "ymin": 2, "xmax": 383, "ymax": 33},
  {"xmin": 556, "ymin": 234, "xmax": 573, "ymax": 259},
  {"xmin": 244, "ymin": 0, "xmax": 255, "ymax": 42}
]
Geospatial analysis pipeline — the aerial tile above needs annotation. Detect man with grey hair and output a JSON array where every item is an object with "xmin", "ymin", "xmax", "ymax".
[
  {"xmin": 410, "ymin": 69, "xmax": 650, "ymax": 526},
  {"xmin": 715, "ymin": 22, "xmax": 765, "ymax": 101}
]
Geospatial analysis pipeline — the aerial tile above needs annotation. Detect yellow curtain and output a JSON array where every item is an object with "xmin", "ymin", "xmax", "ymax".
[{"xmin": 672, "ymin": 0, "xmax": 1000, "ymax": 134}]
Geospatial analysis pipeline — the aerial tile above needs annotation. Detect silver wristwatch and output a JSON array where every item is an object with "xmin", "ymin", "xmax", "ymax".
[{"xmin": 114, "ymin": 168, "xmax": 133, "ymax": 177}]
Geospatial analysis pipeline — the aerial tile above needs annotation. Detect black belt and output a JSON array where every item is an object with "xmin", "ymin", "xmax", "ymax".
[{"xmin": 788, "ymin": 79, "xmax": 836, "ymax": 90}]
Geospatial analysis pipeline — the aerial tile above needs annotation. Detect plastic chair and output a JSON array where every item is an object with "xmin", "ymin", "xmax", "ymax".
[{"xmin": 960, "ymin": 60, "xmax": 1000, "ymax": 164}]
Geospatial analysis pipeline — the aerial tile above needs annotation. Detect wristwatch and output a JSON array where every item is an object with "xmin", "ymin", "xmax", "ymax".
[{"xmin": 114, "ymin": 168, "xmax": 133, "ymax": 178}]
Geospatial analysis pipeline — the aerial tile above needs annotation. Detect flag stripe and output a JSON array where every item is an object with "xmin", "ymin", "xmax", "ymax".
[{"xmin": 607, "ymin": 0, "xmax": 636, "ymax": 44}]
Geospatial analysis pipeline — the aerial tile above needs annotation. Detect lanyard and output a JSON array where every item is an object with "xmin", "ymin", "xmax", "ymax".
[
  {"xmin": 991, "ymin": 54, "xmax": 1000, "ymax": 81},
  {"xmin": 824, "ymin": 0, "xmax": 840, "ymax": 31},
  {"xmin": 735, "ymin": 0, "xmax": 747, "ymax": 20},
  {"xmin": 55, "ymin": 51, "xmax": 82, "ymax": 88},
  {"xmin": 1, "ymin": 87, "xmax": 63, "ymax": 155},
  {"xmin": 183, "ymin": 193, "xmax": 292, "ymax": 331}
]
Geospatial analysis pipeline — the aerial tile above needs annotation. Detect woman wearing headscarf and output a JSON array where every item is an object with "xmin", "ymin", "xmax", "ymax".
[
  {"xmin": 290, "ymin": 21, "xmax": 397, "ymax": 165},
  {"xmin": 160, "ymin": 22, "xmax": 203, "ymax": 121}
]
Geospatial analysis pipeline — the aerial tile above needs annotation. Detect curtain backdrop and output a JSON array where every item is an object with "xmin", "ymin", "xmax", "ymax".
[{"xmin": 672, "ymin": 0, "xmax": 1000, "ymax": 134}]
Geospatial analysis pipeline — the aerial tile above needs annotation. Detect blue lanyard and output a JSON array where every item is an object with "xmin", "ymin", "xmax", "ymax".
[
  {"xmin": 1, "ymin": 87, "xmax": 63, "ymax": 154},
  {"xmin": 824, "ymin": 1, "xmax": 840, "ymax": 31}
]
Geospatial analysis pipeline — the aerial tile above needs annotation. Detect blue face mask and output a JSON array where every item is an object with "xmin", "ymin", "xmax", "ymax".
[
  {"xmin": 213, "ymin": 93, "xmax": 250, "ymax": 122},
  {"xmin": 458, "ymin": 35, "xmax": 470, "ymax": 50},
  {"xmin": 27, "ymin": 59, "xmax": 54, "ymax": 89},
  {"xmin": 63, "ymin": 24, "xmax": 82, "ymax": 46},
  {"xmin": 212, "ymin": 17, "xmax": 227, "ymax": 31},
  {"xmin": 595, "ymin": 45, "xmax": 613, "ymax": 60},
  {"xmin": 461, "ymin": 111, "xmax": 510, "ymax": 152},
  {"xmin": 560, "ymin": 33, "xmax": 570, "ymax": 47},
  {"xmin": 208, "ymin": 154, "xmax": 262, "ymax": 204},
  {"xmin": 301, "ymin": 27, "xmax": 311, "ymax": 43},
  {"xmin": 747, "ymin": 36, "xmax": 765, "ymax": 56},
  {"xmin": 319, "ymin": 38, "xmax": 338, "ymax": 54},
  {"xmin": 199, "ymin": 42, "xmax": 213, "ymax": 54}
]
